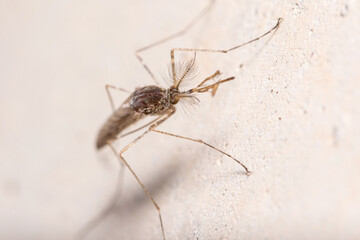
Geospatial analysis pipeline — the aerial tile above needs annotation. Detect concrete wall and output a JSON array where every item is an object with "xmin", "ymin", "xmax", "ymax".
[{"xmin": 1, "ymin": 0, "xmax": 359, "ymax": 239}]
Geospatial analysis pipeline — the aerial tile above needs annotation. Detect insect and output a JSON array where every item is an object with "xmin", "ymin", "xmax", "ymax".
[{"xmin": 78, "ymin": 1, "xmax": 282, "ymax": 239}]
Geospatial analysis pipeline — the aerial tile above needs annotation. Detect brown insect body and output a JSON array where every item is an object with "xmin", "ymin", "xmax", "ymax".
[
  {"xmin": 131, "ymin": 86, "xmax": 170, "ymax": 114},
  {"xmin": 96, "ymin": 106, "xmax": 142, "ymax": 149},
  {"xmin": 96, "ymin": 85, "xmax": 183, "ymax": 149},
  {"xmin": 85, "ymin": 4, "xmax": 282, "ymax": 238}
]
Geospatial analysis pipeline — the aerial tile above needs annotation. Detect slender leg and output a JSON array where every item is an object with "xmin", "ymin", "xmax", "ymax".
[
  {"xmin": 150, "ymin": 129, "xmax": 251, "ymax": 175},
  {"xmin": 117, "ymin": 107, "xmax": 175, "ymax": 157},
  {"xmin": 108, "ymin": 144, "xmax": 166, "ymax": 239},
  {"xmin": 119, "ymin": 115, "xmax": 163, "ymax": 138},
  {"xmin": 135, "ymin": 0, "xmax": 216, "ymax": 85},
  {"xmin": 170, "ymin": 18, "xmax": 283, "ymax": 84},
  {"xmin": 109, "ymin": 108, "xmax": 175, "ymax": 240},
  {"xmin": 189, "ymin": 70, "xmax": 223, "ymax": 97},
  {"xmin": 76, "ymin": 118, "xmax": 170, "ymax": 239},
  {"xmin": 189, "ymin": 76, "xmax": 235, "ymax": 97},
  {"xmin": 197, "ymin": 70, "xmax": 221, "ymax": 88},
  {"xmin": 105, "ymin": 84, "xmax": 131, "ymax": 112}
]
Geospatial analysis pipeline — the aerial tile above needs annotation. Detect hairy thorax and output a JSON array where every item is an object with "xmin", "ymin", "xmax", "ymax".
[{"xmin": 130, "ymin": 86, "xmax": 171, "ymax": 115}]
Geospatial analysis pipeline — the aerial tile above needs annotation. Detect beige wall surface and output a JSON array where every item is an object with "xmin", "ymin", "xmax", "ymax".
[{"xmin": 1, "ymin": 0, "xmax": 359, "ymax": 240}]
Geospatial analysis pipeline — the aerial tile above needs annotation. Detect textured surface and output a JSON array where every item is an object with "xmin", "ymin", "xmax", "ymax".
[{"xmin": 1, "ymin": 0, "xmax": 360, "ymax": 239}]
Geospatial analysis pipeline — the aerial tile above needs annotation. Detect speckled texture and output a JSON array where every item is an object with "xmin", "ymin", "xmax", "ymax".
[{"xmin": 1, "ymin": 0, "xmax": 360, "ymax": 240}]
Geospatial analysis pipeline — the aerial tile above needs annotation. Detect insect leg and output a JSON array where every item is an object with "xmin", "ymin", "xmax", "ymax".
[
  {"xmin": 117, "ymin": 107, "xmax": 175, "ymax": 156},
  {"xmin": 190, "ymin": 76, "xmax": 235, "ymax": 97},
  {"xmin": 135, "ymin": 0, "xmax": 216, "ymax": 85},
  {"xmin": 197, "ymin": 70, "xmax": 221, "ymax": 88},
  {"xmin": 170, "ymin": 18, "xmax": 282, "ymax": 83},
  {"xmin": 76, "ymin": 114, "xmax": 170, "ymax": 239},
  {"xmin": 109, "ymin": 144, "xmax": 166, "ymax": 239},
  {"xmin": 119, "ymin": 115, "xmax": 163, "ymax": 138},
  {"xmin": 110, "ymin": 108, "xmax": 175, "ymax": 240},
  {"xmin": 105, "ymin": 84, "xmax": 131, "ymax": 112},
  {"xmin": 150, "ymin": 129, "xmax": 251, "ymax": 174}
]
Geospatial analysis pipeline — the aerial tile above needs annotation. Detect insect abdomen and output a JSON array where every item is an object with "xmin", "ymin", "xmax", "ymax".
[{"xmin": 96, "ymin": 107, "xmax": 141, "ymax": 149}]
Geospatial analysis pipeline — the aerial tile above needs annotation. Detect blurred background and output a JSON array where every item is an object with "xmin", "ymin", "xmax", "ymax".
[{"xmin": 1, "ymin": 0, "xmax": 360, "ymax": 239}]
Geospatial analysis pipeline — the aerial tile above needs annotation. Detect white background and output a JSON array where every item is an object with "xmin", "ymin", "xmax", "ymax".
[{"xmin": 1, "ymin": 0, "xmax": 360, "ymax": 239}]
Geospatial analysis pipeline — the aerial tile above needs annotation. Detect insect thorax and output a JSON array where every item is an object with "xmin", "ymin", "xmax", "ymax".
[{"xmin": 130, "ymin": 85, "xmax": 172, "ymax": 115}]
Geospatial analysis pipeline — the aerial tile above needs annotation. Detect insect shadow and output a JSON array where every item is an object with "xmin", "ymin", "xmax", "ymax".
[{"xmin": 76, "ymin": 0, "xmax": 282, "ymax": 239}]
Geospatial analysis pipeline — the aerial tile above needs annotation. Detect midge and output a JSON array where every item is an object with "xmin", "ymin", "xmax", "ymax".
[{"xmin": 82, "ymin": 1, "xmax": 282, "ymax": 239}]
